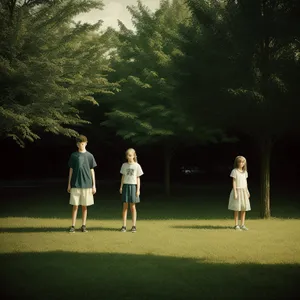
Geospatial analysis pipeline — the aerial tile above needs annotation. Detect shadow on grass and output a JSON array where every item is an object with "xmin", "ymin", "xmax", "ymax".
[
  {"xmin": 0, "ymin": 227, "xmax": 118, "ymax": 233},
  {"xmin": 0, "ymin": 251, "xmax": 299, "ymax": 300},
  {"xmin": 171, "ymin": 225, "xmax": 233, "ymax": 230}
]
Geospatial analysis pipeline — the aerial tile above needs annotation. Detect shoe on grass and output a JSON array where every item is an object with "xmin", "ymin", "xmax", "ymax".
[
  {"xmin": 81, "ymin": 225, "xmax": 88, "ymax": 233},
  {"xmin": 131, "ymin": 226, "xmax": 137, "ymax": 233},
  {"xmin": 120, "ymin": 226, "xmax": 126, "ymax": 232},
  {"xmin": 234, "ymin": 225, "xmax": 241, "ymax": 231},
  {"xmin": 69, "ymin": 226, "xmax": 75, "ymax": 233},
  {"xmin": 240, "ymin": 225, "xmax": 249, "ymax": 231}
]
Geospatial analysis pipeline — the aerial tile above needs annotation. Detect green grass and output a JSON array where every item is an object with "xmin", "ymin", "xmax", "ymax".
[{"xmin": 1, "ymin": 184, "xmax": 300, "ymax": 299}]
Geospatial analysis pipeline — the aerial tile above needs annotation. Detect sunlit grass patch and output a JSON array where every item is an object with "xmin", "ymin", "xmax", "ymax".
[
  {"xmin": 1, "ymin": 217, "xmax": 299, "ymax": 264},
  {"xmin": 1, "ymin": 186, "xmax": 299, "ymax": 299}
]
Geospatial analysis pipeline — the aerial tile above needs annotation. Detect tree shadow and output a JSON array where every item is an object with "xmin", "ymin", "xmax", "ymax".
[
  {"xmin": 0, "ymin": 227, "xmax": 118, "ymax": 233},
  {"xmin": 171, "ymin": 225, "xmax": 233, "ymax": 230},
  {"xmin": 0, "ymin": 251, "xmax": 299, "ymax": 299}
]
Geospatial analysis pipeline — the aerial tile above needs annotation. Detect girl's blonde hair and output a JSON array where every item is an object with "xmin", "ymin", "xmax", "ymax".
[
  {"xmin": 126, "ymin": 148, "xmax": 138, "ymax": 163},
  {"xmin": 233, "ymin": 155, "xmax": 247, "ymax": 171}
]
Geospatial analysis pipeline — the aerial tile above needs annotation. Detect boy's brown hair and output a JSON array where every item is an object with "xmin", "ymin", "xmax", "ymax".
[{"xmin": 76, "ymin": 135, "xmax": 88, "ymax": 143}]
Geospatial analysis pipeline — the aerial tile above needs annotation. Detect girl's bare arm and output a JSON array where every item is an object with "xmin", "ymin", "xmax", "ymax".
[
  {"xmin": 232, "ymin": 178, "xmax": 237, "ymax": 199},
  {"xmin": 120, "ymin": 175, "xmax": 124, "ymax": 193},
  {"xmin": 136, "ymin": 177, "xmax": 141, "ymax": 196}
]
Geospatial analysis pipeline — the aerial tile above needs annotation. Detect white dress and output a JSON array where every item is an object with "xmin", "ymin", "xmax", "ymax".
[{"xmin": 228, "ymin": 169, "xmax": 251, "ymax": 211}]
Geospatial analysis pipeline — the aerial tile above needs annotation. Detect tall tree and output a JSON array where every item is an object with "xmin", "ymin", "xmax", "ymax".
[
  {"xmin": 0, "ymin": 0, "xmax": 116, "ymax": 146},
  {"xmin": 177, "ymin": 0, "xmax": 300, "ymax": 217},
  {"xmin": 104, "ymin": 0, "xmax": 189, "ymax": 196},
  {"xmin": 104, "ymin": 0, "xmax": 226, "ymax": 196}
]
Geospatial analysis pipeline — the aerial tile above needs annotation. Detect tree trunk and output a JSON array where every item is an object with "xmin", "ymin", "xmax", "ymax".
[
  {"xmin": 260, "ymin": 137, "xmax": 272, "ymax": 218},
  {"xmin": 164, "ymin": 144, "xmax": 173, "ymax": 197}
]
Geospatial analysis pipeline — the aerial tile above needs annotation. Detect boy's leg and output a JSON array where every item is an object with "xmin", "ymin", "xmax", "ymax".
[
  {"xmin": 70, "ymin": 188, "xmax": 80, "ymax": 228},
  {"xmin": 82, "ymin": 205, "xmax": 87, "ymax": 226},
  {"xmin": 122, "ymin": 203, "xmax": 128, "ymax": 227},
  {"xmin": 130, "ymin": 203, "xmax": 137, "ymax": 227},
  {"xmin": 72, "ymin": 205, "xmax": 79, "ymax": 226}
]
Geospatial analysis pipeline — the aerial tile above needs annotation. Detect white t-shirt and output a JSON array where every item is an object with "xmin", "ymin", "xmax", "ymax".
[
  {"xmin": 230, "ymin": 169, "xmax": 248, "ymax": 188},
  {"xmin": 120, "ymin": 162, "xmax": 144, "ymax": 184}
]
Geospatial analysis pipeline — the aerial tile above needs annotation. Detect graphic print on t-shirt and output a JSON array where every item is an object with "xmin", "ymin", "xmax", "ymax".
[
  {"xmin": 126, "ymin": 168, "xmax": 134, "ymax": 176},
  {"xmin": 120, "ymin": 162, "xmax": 144, "ymax": 185}
]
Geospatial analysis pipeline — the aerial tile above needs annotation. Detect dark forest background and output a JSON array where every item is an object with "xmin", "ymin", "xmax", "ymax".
[{"xmin": 1, "ymin": 0, "xmax": 300, "ymax": 218}]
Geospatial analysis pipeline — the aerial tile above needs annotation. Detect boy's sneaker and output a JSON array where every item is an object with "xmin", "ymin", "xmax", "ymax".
[
  {"xmin": 131, "ymin": 226, "xmax": 137, "ymax": 233},
  {"xmin": 81, "ymin": 225, "xmax": 88, "ymax": 233},
  {"xmin": 234, "ymin": 225, "xmax": 241, "ymax": 231},
  {"xmin": 240, "ymin": 225, "xmax": 249, "ymax": 231},
  {"xmin": 120, "ymin": 226, "xmax": 126, "ymax": 232},
  {"xmin": 69, "ymin": 226, "xmax": 75, "ymax": 233}
]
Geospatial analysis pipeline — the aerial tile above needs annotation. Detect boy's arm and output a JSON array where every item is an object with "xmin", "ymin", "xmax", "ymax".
[
  {"xmin": 91, "ymin": 169, "xmax": 96, "ymax": 194},
  {"xmin": 119, "ymin": 175, "xmax": 124, "ymax": 194},
  {"xmin": 67, "ymin": 168, "xmax": 73, "ymax": 193},
  {"xmin": 136, "ymin": 177, "xmax": 141, "ymax": 196}
]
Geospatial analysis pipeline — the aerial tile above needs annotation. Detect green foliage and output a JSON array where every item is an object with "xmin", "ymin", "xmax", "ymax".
[
  {"xmin": 0, "ymin": 0, "xmax": 116, "ymax": 146},
  {"xmin": 177, "ymin": 0, "xmax": 300, "ymax": 217},
  {"xmin": 103, "ymin": 0, "xmax": 206, "ymax": 146},
  {"xmin": 178, "ymin": 0, "xmax": 300, "ymax": 140}
]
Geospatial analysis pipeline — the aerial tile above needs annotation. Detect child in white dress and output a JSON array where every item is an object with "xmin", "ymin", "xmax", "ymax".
[{"xmin": 228, "ymin": 156, "xmax": 251, "ymax": 230}]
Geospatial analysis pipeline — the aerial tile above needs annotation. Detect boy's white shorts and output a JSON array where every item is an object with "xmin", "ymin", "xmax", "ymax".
[{"xmin": 69, "ymin": 188, "xmax": 94, "ymax": 206}]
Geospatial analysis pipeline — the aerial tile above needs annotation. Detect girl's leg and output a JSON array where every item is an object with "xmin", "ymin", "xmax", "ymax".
[
  {"xmin": 130, "ymin": 203, "xmax": 137, "ymax": 227},
  {"xmin": 72, "ymin": 205, "xmax": 79, "ymax": 226},
  {"xmin": 122, "ymin": 203, "xmax": 128, "ymax": 227},
  {"xmin": 240, "ymin": 211, "xmax": 246, "ymax": 226},
  {"xmin": 234, "ymin": 211, "xmax": 239, "ymax": 226},
  {"xmin": 82, "ymin": 205, "xmax": 87, "ymax": 226}
]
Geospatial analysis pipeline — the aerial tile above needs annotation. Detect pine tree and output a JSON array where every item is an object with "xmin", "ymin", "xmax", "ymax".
[{"xmin": 0, "ymin": 0, "xmax": 116, "ymax": 146}]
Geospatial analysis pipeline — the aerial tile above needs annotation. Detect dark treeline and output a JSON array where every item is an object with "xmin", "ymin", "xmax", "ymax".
[
  {"xmin": 0, "ymin": 0, "xmax": 300, "ymax": 217},
  {"xmin": 1, "ymin": 131, "xmax": 298, "ymax": 187}
]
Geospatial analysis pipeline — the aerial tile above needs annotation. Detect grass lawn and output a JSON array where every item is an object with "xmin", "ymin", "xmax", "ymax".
[{"xmin": 1, "ymin": 183, "xmax": 300, "ymax": 299}]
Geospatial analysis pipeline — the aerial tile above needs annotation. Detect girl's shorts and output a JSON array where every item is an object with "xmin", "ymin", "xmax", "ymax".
[
  {"xmin": 69, "ymin": 188, "xmax": 94, "ymax": 206},
  {"xmin": 122, "ymin": 184, "xmax": 140, "ymax": 203}
]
